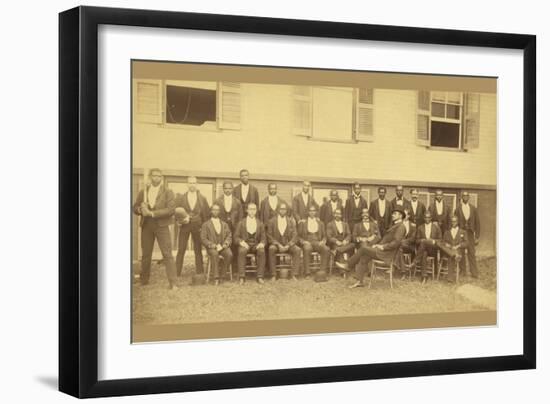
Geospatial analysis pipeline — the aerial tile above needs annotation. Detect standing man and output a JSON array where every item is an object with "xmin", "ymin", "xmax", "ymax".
[
  {"xmin": 390, "ymin": 185, "xmax": 411, "ymax": 213},
  {"xmin": 200, "ymin": 203, "xmax": 233, "ymax": 285},
  {"xmin": 292, "ymin": 181, "xmax": 319, "ymax": 224},
  {"xmin": 429, "ymin": 189, "xmax": 452, "ymax": 235},
  {"xmin": 297, "ymin": 205, "xmax": 330, "ymax": 276},
  {"xmin": 416, "ymin": 211, "xmax": 442, "ymax": 284},
  {"xmin": 233, "ymin": 169, "xmax": 260, "ymax": 217},
  {"xmin": 409, "ymin": 188, "xmax": 426, "ymax": 226},
  {"xmin": 216, "ymin": 181, "xmax": 242, "ymax": 277},
  {"xmin": 455, "ymin": 191, "xmax": 480, "ymax": 278},
  {"xmin": 259, "ymin": 183, "xmax": 289, "ymax": 225},
  {"xmin": 267, "ymin": 203, "xmax": 301, "ymax": 280},
  {"xmin": 345, "ymin": 182, "xmax": 368, "ymax": 228},
  {"xmin": 337, "ymin": 206, "xmax": 407, "ymax": 288},
  {"xmin": 438, "ymin": 215, "xmax": 468, "ymax": 282},
  {"xmin": 398, "ymin": 207, "xmax": 417, "ymax": 280},
  {"xmin": 326, "ymin": 208, "xmax": 354, "ymax": 265},
  {"xmin": 132, "ymin": 169, "xmax": 177, "ymax": 289},
  {"xmin": 234, "ymin": 203, "xmax": 266, "ymax": 284},
  {"xmin": 369, "ymin": 186, "xmax": 392, "ymax": 236},
  {"xmin": 174, "ymin": 176, "xmax": 210, "ymax": 277},
  {"xmin": 320, "ymin": 190, "xmax": 344, "ymax": 226}
]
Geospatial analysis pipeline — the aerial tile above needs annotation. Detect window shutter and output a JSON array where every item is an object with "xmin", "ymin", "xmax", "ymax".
[
  {"xmin": 292, "ymin": 86, "xmax": 312, "ymax": 136},
  {"xmin": 135, "ymin": 79, "xmax": 163, "ymax": 124},
  {"xmin": 218, "ymin": 82, "xmax": 241, "ymax": 130},
  {"xmin": 463, "ymin": 93, "xmax": 480, "ymax": 150},
  {"xmin": 416, "ymin": 90, "xmax": 430, "ymax": 146},
  {"xmin": 355, "ymin": 88, "xmax": 374, "ymax": 142}
]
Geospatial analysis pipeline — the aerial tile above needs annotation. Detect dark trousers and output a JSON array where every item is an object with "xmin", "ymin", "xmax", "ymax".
[
  {"xmin": 237, "ymin": 244, "xmax": 266, "ymax": 278},
  {"xmin": 416, "ymin": 240, "xmax": 439, "ymax": 277},
  {"xmin": 206, "ymin": 247, "xmax": 233, "ymax": 279},
  {"xmin": 438, "ymin": 243, "xmax": 464, "ymax": 280},
  {"xmin": 329, "ymin": 241, "xmax": 355, "ymax": 262},
  {"xmin": 459, "ymin": 229, "xmax": 478, "ymax": 277},
  {"xmin": 268, "ymin": 245, "xmax": 301, "ymax": 276},
  {"xmin": 140, "ymin": 220, "xmax": 176, "ymax": 286},
  {"xmin": 301, "ymin": 241, "xmax": 330, "ymax": 274},
  {"xmin": 348, "ymin": 246, "xmax": 387, "ymax": 282},
  {"xmin": 176, "ymin": 223, "xmax": 204, "ymax": 275}
]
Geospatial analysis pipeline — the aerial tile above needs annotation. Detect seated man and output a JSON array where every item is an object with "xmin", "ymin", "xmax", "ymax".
[
  {"xmin": 234, "ymin": 203, "xmax": 266, "ymax": 285},
  {"xmin": 298, "ymin": 205, "xmax": 330, "ymax": 276},
  {"xmin": 352, "ymin": 208, "xmax": 381, "ymax": 277},
  {"xmin": 398, "ymin": 207, "xmax": 417, "ymax": 280},
  {"xmin": 326, "ymin": 208, "xmax": 354, "ymax": 266},
  {"xmin": 437, "ymin": 215, "xmax": 468, "ymax": 283},
  {"xmin": 200, "ymin": 203, "xmax": 233, "ymax": 286},
  {"xmin": 336, "ymin": 206, "xmax": 406, "ymax": 288},
  {"xmin": 416, "ymin": 211, "xmax": 442, "ymax": 284},
  {"xmin": 267, "ymin": 203, "xmax": 301, "ymax": 281}
]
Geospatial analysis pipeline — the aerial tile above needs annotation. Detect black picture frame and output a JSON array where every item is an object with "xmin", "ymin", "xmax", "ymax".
[{"xmin": 59, "ymin": 5, "xmax": 536, "ymax": 398}]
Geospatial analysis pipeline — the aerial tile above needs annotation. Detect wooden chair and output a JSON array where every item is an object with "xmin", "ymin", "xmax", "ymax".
[
  {"xmin": 307, "ymin": 251, "xmax": 322, "ymax": 274},
  {"xmin": 205, "ymin": 254, "xmax": 230, "ymax": 282},
  {"xmin": 401, "ymin": 252, "xmax": 415, "ymax": 280},
  {"xmin": 437, "ymin": 255, "xmax": 460, "ymax": 283},
  {"xmin": 244, "ymin": 253, "xmax": 258, "ymax": 278},
  {"xmin": 412, "ymin": 250, "xmax": 438, "ymax": 280},
  {"xmin": 274, "ymin": 253, "xmax": 292, "ymax": 279},
  {"xmin": 368, "ymin": 249, "xmax": 401, "ymax": 289}
]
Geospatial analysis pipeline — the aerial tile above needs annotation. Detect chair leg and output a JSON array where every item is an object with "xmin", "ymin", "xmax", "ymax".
[
  {"xmin": 455, "ymin": 260, "xmax": 460, "ymax": 283},
  {"xmin": 206, "ymin": 256, "xmax": 211, "ymax": 282},
  {"xmin": 368, "ymin": 261, "xmax": 374, "ymax": 289},
  {"xmin": 389, "ymin": 264, "xmax": 393, "ymax": 289},
  {"xmin": 436, "ymin": 260, "xmax": 441, "ymax": 281}
]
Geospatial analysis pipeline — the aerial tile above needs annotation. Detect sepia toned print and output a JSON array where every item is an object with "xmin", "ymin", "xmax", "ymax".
[{"xmin": 131, "ymin": 60, "xmax": 497, "ymax": 342}]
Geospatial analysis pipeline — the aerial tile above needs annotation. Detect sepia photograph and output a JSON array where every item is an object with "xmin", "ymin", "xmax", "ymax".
[{"xmin": 131, "ymin": 60, "xmax": 497, "ymax": 342}]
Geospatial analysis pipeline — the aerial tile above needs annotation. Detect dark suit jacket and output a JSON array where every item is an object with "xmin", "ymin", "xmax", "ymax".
[
  {"xmin": 326, "ymin": 220, "xmax": 352, "ymax": 244},
  {"xmin": 297, "ymin": 218, "xmax": 326, "ymax": 244},
  {"xmin": 428, "ymin": 201, "xmax": 452, "ymax": 233},
  {"xmin": 233, "ymin": 217, "xmax": 266, "ymax": 246},
  {"xmin": 409, "ymin": 199, "xmax": 427, "ymax": 225},
  {"xmin": 344, "ymin": 195, "xmax": 369, "ymax": 225},
  {"xmin": 442, "ymin": 227, "xmax": 468, "ymax": 248},
  {"xmin": 292, "ymin": 193, "xmax": 319, "ymax": 222},
  {"xmin": 401, "ymin": 221, "xmax": 417, "ymax": 248},
  {"xmin": 174, "ymin": 191, "xmax": 210, "ymax": 225},
  {"xmin": 200, "ymin": 219, "xmax": 232, "ymax": 250},
  {"xmin": 416, "ymin": 222, "xmax": 442, "ymax": 243},
  {"xmin": 390, "ymin": 197, "xmax": 411, "ymax": 214},
  {"xmin": 352, "ymin": 221, "xmax": 381, "ymax": 245},
  {"xmin": 267, "ymin": 216, "xmax": 298, "ymax": 247},
  {"xmin": 216, "ymin": 195, "xmax": 242, "ymax": 231},
  {"xmin": 455, "ymin": 203, "xmax": 481, "ymax": 237},
  {"xmin": 133, "ymin": 185, "xmax": 175, "ymax": 227},
  {"xmin": 376, "ymin": 222, "xmax": 407, "ymax": 263},
  {"xmin": 259, "ymin": 196, "xmax": 289, "ymax": 225},
  {"xmin": 320, "ymin": 199, "xmax": 344, "ymax": 225},
  {"xmin": 369, "ymin": 198, "xmax": 392, "ymax": 234},
  {"xmin": 233, "ymin": 183, "xmax": 260, "ymax": 216}
]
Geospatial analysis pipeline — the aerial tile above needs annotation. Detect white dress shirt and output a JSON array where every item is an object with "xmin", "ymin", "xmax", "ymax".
[
  {"xmin": 435, "ymin": 200, "xmax": 444, "ymax": 215},
  {"xmin": 362, "ymin": 222, "xmax": 370, "ymax": 232},
  {"xmin": 301, "ymin": 192, "xmax": 309, "ymax": 207},
  {"xmin": 147, "ymin": 185, "xmax": 160, "ymax": 208},
  {"xmin": 240, "ymin": 183, "xmax": 249, "ymax": 202},
  {"xmin": 212, "ymin": 217, "xmax": 222, "ymax": 234},
  {"xmin": 404, "ymin": 220, "xmax": 410, "ymax": 235},
  {"xmin": 330, "ymin": 200, "xmax": 338, "ymax": 212},
  {"xmin": 353, "ymin": 194, "xmax": 362, "ymax": 208},
  {"xmin": 187, "ymin": 191, "xmax": 197, "ymax": 210},
  {"xmin": 268, "ymin": 195, "xmax": 278, "ymax": 211},
  {"xmin": 451, "ymin": 226, "xmax": 459, "ymax": 239},
  {"xmin": 425, "ymin": 223, "xmax": 432, "ymax": 239},
  {"xmin": 307, "ymin": 217, "xmax": 319, "ymax": 233},
  {"xmin": 335, "ymin": 220, "xmax": 344, "ymax": 233},
  {"xmin": 246, "ymin": 216, "xmax": 257, "ymax": 234},
  {"xmin": 396, "ymin": 198, "xmax": 404, "ymax": 206},
  {"xmin": 378, "ymin": 199, "xmax": 386, "ymax": 216},
  {"xmin": 223, "ymin": 194, "xmax": 232, "ymax": 213},
  {"xmin": 411, "ymin": 200, "xmax": 418, "ymax": 215},
  {"xmin": 461, "ymin": 203, "xmax": 471, "ymax": 220},
  {"xmin": 277, "ymin": 216, "xmax": 287, "ymax": 235}
]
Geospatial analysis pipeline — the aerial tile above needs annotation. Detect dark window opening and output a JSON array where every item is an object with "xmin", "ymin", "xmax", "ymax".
[
  {"xmin": 430, "ymin": 121, "xmax": 460, "ymax": 148},
  {"xmin": 166, "ymin": 85, "xmax": 216, "ymax": 126}
]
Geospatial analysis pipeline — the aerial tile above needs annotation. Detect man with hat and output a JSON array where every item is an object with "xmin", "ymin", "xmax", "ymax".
[{"xmin": 336, "ymin": 205, "xmax": 407, "ymax": 288}]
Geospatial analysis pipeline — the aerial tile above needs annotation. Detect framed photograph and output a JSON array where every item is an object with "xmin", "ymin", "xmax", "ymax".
[{"xmin": 59, "ymin": 6, "xmax": 536, "ymax": 398}]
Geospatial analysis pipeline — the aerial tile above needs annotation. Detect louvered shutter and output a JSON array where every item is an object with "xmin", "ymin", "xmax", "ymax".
[
  {"xmin": 355, "ymin": 88, "xmax": 374, "ymax": 142},
  {"xmin": 292, "ymin": 86, "xmax": 312, "ymax": 136},
  {"xmin": 218, "ymin": 82, "xmax": 241, "ymax": 130},
  {"xmin": 463, "ymin": 93, "xmax": 480, "ymax": 149},
  {"xmin": 135, "ymin": 79, "xmax": 163, "ymax": 124},
  {"xmin": 416, "ymin": 90, "xmax": 430, "ymax": 146}
]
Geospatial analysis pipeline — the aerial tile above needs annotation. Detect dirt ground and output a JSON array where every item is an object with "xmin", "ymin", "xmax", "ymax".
[{"xmin": 132, "ymin": 257, "xmax": 497, "ymax": 325}]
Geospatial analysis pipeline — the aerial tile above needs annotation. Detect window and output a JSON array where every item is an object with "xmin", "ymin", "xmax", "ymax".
[
  {"xmin": 417, "ymin": 91, "xmax": 480, "ymax": 150},
  {"xmin": 133, "ymin": 79, "xmax": 241, "ymax": 130},
  {"xmin": 292, "ymin": 86, "xmax": 374, "ymax": 142}
]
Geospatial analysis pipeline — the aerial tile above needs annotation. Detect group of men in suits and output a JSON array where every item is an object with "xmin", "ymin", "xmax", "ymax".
[{"xmin": 133, "ymin": 168, "xmax": 481, "ymax": 289}]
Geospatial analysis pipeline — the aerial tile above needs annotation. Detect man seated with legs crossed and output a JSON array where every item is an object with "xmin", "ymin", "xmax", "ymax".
[
  {"xmin": 416, "ymin": 211, "xmax": 442, "ymax": 285},
  {"xmin": 298, "ymin": 205, "xmax": 330, "ymax": 277},
  {"xmin": 200, "ymin": 203, "xmax": 233, "ymax": 286},
  {"xmin": 337, "ymin": 206, "xmax": 406, "ymax": 288},
  {"xmin": 267, "ymin": 203, "xmax": 301, "ymax": 281},
  {"xmin": 234, "ymin": 203, "xmax": 266, "ymax": 285}
]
